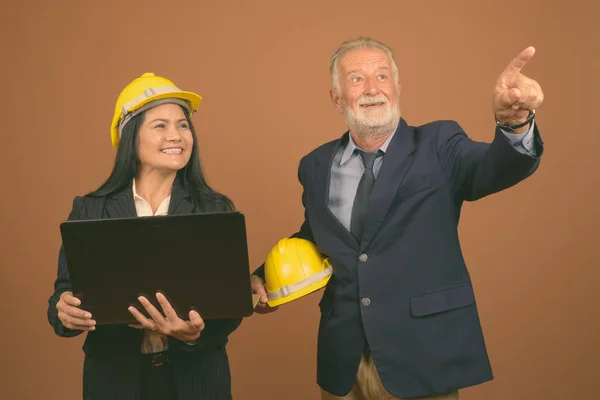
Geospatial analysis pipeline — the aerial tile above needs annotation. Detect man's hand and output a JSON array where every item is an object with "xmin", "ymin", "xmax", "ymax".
[
  {"xmin": 128, "ymin": 292, "xmax": 205, "ymax": 342},
  {"xmin": 251, "ymin": 275, "xmax": 279, "ymax": 314},
  {"xmin": 493, "ymin": 46, "xmax": 544, "ymax": 133}
]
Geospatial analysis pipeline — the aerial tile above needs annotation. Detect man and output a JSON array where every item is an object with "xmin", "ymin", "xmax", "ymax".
[{"xmin": 251, "ymin": 37, "xmax": 544, "ymax": 399}]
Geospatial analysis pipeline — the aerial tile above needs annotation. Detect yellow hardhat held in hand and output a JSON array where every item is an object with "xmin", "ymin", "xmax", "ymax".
[
  {"xmin": 110, "ymin": 72, "xmax": 202, "ymax": 150},
  {"xmin": 265, "ymin": 238, "xmax": 333, "ymax": 307}
]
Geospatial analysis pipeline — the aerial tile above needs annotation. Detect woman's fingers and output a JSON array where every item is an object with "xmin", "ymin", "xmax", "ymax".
[
  {"xmin": 137, "ymin": 296, "xmax": 167, "ymax": 328},
  {"xmin": 128, "ymin": 305, "xmax": 157, "ymax": 331},
  {"xmin": 155, "ymin": 292, "xmax": 179, "ymax": 322},
  {"xmin": 188, "ymin": 310, "xmax": 205, "ymax": 332},
  {"xmin": 58, "ymin": 311, "xmax": 96, "ymax": 331},
  {"xmin": 57, "ymin": 291, "xmax": 96, "ymax": 330}
]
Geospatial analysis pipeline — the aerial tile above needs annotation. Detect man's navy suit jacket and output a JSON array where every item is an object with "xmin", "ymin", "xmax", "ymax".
[{"xmin": 255, "ymin": 118, "xmax": 543, "ymax": 398}]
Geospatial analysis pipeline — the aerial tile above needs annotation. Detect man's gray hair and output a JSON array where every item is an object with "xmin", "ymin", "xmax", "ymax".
[{"xmin": 329, "ymin": 36, "xmax": 399, "ymax": 94}]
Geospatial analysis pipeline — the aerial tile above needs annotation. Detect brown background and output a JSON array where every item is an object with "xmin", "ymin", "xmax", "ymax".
[{"xmin": 1, "ymin": 0, "xmax": 599, "ymax": 399}]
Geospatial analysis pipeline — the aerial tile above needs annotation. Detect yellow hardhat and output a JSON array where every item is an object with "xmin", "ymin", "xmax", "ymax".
[
  {"xmin": 265, "ymin": 238, "xmax": 333, "ymax": 307},
  {"xmin": 110, "ymin": 72, "xmax": 202, "ymax": 150}
]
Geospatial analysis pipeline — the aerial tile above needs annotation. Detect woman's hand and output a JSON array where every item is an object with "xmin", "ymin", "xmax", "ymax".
[
  {"xmin": 128, "ymin": 292, "xmax": 205, "ymax": 342},
  {"xmin": 56, "ymin": 291, "xmax": 96, "ymax": 331}
]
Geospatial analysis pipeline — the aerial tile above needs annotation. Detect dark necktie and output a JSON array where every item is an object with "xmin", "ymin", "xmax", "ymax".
[{"xmin": 350, "ymin": 150, "xmax": 380, "ymax": 241}]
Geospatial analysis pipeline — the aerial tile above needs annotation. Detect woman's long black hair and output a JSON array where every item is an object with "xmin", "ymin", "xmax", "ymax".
[{"xmin": 87, "ymin": 106, "xmax": 234, "ymax": 212}]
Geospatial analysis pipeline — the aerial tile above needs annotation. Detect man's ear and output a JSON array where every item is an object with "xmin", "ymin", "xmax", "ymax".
[{"xmin": 330, "ymin": 89, "xmax": 344, "ymax": 114}]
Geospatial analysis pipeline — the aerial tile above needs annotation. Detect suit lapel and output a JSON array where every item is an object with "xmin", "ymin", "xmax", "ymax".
[
  {"xmin": 168, "ymin": 179, "xmax": 195, "ymax": 215},
  {"xmin": 104, "ymin": 179, "xmax": 195, "ymax": 219},
  {"xmin": 314, "ymin": 133, "xmax": 359, "ymax": 250},
  {"xmin": 359, "ymin": 119, "xmax": 417, "ymax": 249},
  {"xmin": 105, "ymin": 186, "xmax": 137, "ymax": 219}
]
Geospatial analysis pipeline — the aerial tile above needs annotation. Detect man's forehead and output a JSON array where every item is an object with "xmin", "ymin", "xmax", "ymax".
[{"xmin": 339, "ymin": 48, "xmax": 392, "ymax": 71}]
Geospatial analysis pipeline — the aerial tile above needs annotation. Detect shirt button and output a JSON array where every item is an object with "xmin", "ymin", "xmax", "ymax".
[
  {"xmin": 359, "ymin": 254, "xmax": 368, "ymax": 262},
  {"xmin": 513, "ymin": 141, "xmax": 521, "ymax": 147},
  {"xmin": 361, "ymin": 298, "xmax": 371, "ymax": 307}
]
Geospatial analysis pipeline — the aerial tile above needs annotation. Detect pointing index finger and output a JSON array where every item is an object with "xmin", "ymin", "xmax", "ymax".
[{"xmin": 502, "ymin": 46, "xmax": 535, "ymax": 84}]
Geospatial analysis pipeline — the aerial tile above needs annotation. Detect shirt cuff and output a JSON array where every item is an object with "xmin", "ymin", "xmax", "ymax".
[{"xmin": 500, "ymin": 121, "xmax": 537, "ymax": 156}]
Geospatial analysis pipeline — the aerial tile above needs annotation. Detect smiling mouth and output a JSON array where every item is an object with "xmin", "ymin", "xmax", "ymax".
[
  {"xmin": 360, "ymin": 102, "xmax": 386, "ymax": 108},
  {"xmin": 161, "ymin": 148, "xmax": 183, "ymax": 155}
]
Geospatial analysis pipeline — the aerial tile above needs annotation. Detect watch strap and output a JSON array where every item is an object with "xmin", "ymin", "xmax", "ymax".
[{"xmin": 495, "ymin": 110, "xmax": 535, "ymax": 132}]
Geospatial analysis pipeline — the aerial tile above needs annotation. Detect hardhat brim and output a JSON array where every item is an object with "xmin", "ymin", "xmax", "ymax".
[
  {"xmin": 110, "ymin": 90, "xmax": 202, "ymax": 150},
  {"xmin": 266, "ymin": 273, "xmax": 331, "ymax": 308}
]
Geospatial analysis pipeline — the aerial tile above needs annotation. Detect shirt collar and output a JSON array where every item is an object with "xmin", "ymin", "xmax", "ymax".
[
  {"xmin": 132, "ymin": 179, "xmax": 172, "ymax": 216},
  {"xmin": 132, "ymin": 179, "xmax": 172, "ymax": 203},
  {"xmin": 339, "ymin": 128, "xmax": 396, "ymax": 166},
  {"xmin": 132, "ymin": 179, "xmax": 143, "ymax": 200}
]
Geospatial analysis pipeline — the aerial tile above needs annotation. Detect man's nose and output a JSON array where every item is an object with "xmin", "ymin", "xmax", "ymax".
[{"xmin": 364, "ymin": 77, "xmax": 380, "ymax": 95}]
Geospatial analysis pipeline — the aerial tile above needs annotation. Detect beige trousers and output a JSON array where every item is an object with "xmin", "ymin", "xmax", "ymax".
[{"xmin": 320, "ymin": 353, "xmax": 459, "ymax": 400}]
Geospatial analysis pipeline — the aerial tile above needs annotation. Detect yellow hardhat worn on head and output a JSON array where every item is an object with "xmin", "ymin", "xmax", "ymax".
[
  {"xmin": 264, "ymin": 238, "xmax": 333, "ymax": 307},
  {"xmin": 110, "ymin": 72, "xmax": 202, "ymax": 150}
]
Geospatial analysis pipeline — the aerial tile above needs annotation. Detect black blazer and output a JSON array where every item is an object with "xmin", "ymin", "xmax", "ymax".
[
  {"xmin": 47, "ymin": 181, "xmax": 243, "ymax": 400},
  {"xmin": 254, "ymin": 118, "xmax": 544, "ymax": 398}
]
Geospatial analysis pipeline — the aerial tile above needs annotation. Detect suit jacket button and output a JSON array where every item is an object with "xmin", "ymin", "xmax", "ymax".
[
  {"xmin": 359, "ymin": 254, "xmax": 368, "ymax": 262},
  {"xmin": 361, "ymin": 298, "xmax": 371, "ymax": 307}
]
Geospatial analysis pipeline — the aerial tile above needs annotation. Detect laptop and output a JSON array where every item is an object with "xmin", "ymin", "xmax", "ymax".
[{"xmin": 59, "ymin": 211, "xmax": 255, "ymax": 325}]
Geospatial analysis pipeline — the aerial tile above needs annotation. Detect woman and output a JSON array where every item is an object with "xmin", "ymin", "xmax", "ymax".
[{"xmin": 47, "ymin": 72, "xmax": 243, "ymax": 400}]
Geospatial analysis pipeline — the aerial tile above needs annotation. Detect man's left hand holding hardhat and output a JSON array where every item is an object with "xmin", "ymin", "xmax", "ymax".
[{"xmin": 251, "ymin": 238, "xmax": 332, "ymax": 313}]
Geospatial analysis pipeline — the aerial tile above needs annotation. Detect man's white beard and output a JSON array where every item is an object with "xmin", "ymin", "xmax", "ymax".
[{"xmin": 342, "ymin": 94, "xmax": 401, "ymax": 141}]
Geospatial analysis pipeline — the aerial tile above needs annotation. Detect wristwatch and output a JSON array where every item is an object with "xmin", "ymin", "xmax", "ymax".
[{"xmin": 495, "ymin": 110, "xmax": 535, "ymax": 132}]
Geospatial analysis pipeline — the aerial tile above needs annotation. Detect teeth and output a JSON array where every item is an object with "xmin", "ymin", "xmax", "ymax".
[
  {"xmin": 162, "ymin": 148, "xmax": 182, "ymax": 154},
  {"xmin": 362, "ymin": 102, "xmax": 384, "ymax": 107}
]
